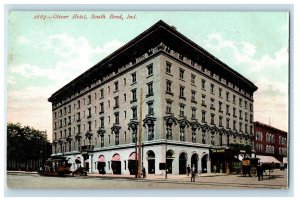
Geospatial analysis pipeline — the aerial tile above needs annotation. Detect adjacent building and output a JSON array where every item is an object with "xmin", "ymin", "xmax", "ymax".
[
  {"xmin": 48, "ymin": 20, "xmax": 258, "ymax": 175},
  {"xmin": 254, "ymin": 121, "xmax": 288, "ymax": 165}
]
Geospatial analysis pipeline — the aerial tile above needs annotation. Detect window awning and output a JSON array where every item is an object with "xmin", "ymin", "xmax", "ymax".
[
  {"xmin": 111, "ymin": 154, "xmax": 121, "ymax": 161},
  {"xmin": 98, "ymin": 155, "xmax": 105, "ymax": 162},
  {"xmin": 128, "ymin": 152, "xmax": 139, "ymax": 160},
  {"xmin": 256, "ymin": 155, "xmax": 281, "ymax": 164}
]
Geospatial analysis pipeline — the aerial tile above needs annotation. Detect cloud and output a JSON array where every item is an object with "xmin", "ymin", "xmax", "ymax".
[
  {"xmin": 18, "ymin": 36, "xmax": 30, "ymax": 45},
  {"xmin": 8, "ymin": 33, "xmax": 124, "ymax": 141},
  {"xmin": 204, "ymin": 32, "xmax": 288, "ymax": 131}
]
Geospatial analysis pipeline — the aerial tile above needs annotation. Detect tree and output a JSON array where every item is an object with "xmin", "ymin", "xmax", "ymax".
[{"xmin": 7, "ymin": 123, "xmax": 51, "ymax": 170}]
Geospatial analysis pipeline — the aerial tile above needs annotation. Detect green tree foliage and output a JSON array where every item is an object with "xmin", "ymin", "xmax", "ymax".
[{"xmin": 7, "ymin": 122, "xmax": 50, "ymax": 166}]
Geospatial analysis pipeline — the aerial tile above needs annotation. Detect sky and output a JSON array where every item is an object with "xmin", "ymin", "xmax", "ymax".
[{"xmin": 7, "ymin": 11, "xmax": 289, "ymax": 142}]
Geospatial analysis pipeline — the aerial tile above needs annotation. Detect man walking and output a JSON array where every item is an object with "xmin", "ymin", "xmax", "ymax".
[
  {"xmin": 257, "ymin": 164, "xmax": 262, "ymax": 181},
  {"xmin": 187, "ymin": 165, "xmax": 191, "ymax": 176},
  {"xmin": 191, "ymin": 165, "xmax": 196, "ymax": 182}
]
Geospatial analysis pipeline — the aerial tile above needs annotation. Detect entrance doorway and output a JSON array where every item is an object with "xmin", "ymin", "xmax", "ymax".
[
  {"xmin": 191, "ymin": 153, "xmax": 199, "ymax": 173},
  {"xmin": 179, "ymin": 152, "xmax": 187, "ymax": 174},
  {"xmin": 166, "ymin": 150, "xmax": 174, "ymax": 174},
  {"xmin": 201, "ymin": 154, "xmax": 208, "ymax": 173},
  {"xmin": 111, "ymin": 153, "xmax": 121, "ymax": 174},
  {"xmin": 147, "ymin": 150, "xmax": 155, "ymax": 174}
]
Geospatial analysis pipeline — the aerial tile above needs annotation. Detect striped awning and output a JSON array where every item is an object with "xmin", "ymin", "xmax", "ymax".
[
  {"xmin": 98, "ymin": 155, "xmax": 105, "ymax": 162},
  {"xmin": 256, "ymin": 155, "xmax": 281, "ymax": 164},
  {"xmin": 128, "ymin": 152, "xmax": 139, "ymax": 160},
  {"xmin": 111, "ymin": 154, "xmax": 121, "ymax": 161}
]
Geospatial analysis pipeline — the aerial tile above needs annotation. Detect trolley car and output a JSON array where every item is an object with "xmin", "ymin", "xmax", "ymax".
[{"xmin": 38, "ymin": 156, "xmax": 72, "ymax": 176}]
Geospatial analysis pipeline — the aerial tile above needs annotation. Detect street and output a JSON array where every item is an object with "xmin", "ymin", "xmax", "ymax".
[{"xmin": 6, "ymin": 169, "xmax": 288, "ymax": 190}]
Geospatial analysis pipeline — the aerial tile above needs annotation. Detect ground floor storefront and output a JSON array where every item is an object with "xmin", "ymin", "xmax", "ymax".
[{"xmin": 56, "ymin": 141, "xmax": 218, "ymax": 175}]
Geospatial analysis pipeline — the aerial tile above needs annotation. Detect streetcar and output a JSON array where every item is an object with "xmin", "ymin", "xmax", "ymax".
[{"xmin": 38, "ymin": 156, "xmax": 72, "ymax": 176}]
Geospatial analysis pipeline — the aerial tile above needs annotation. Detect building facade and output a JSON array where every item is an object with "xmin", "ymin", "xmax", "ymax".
[
  {"xmin": 254, "ymin": 121, "xmax": 287, "ymax": 163},
  {"xmin": 48, "ymin": 20, "xmax": 258, "ymax": 175}
]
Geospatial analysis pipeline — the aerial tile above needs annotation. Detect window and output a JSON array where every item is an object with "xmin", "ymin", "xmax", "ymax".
[
  {"xmin": 88, "ymin": 121, "xmax": 92, "ymax": 131},
  {"xmin": 179, "ymin": 68, "xmax": 184, "ymax": 79},
  {"xmin": 250, "ymin": 103, "xmax": 253, "ymax": 112},
  {"xmin": 233, "ymin": 120, "xmax": 236, "ymax": 130},
  {"xmin": 100, "ymin": 103, "xmax": 104, "ymax": 114},
  {"xmin": 166, "ymin": 62, "xmax": 172, "ymax": 74},
  {"xmin": 201, "ymin": 94, "xmax": 206, "ymax": 106},
  {"xmin": 87, "ymin": 108, "xmax": 92, "ymax": 118},
  {"xmin": 77, "ymin": 124, "xmax": 81, "ymax": 134},
  {"xmin": 191, "ymin": 90, "xmax": 196, "ymax": 102},
  {"xmin": 201, "ymin": 110, "xmax": 206, "ymax": 123},
  {"xmin": 124, "ymin": 78, "xmax": 126, "ymax": 86},
  {"xmin": 64, "ymin": 107, "xmax": 66, "ymax": 114},
  {"xmin": 166, "ymin": 125, "xmax": 172, "ymax": 140},
  {"xmin": 115, "ymin": 132, "xmax": 119, "ymax": 145},
  {"xmin": 239, "ymin": 98, "xmax": 242, "ymax": 107},
  {"xmin": 201, "ymin": 79, "xmax": 206, "ymax": 90},
  {"xmin": 132, "ymin": 106, "xmax": 137, "ymax": 119},
  {"xmin": 210, "ymin": 98, "xmax": 215, "ymax": 109},
  {"xmin": 210, "ymin": 84, "xmax": 214, "ymax": 94},
  {"xmin": 211, "ymin": 113, "xmax": 215, "ymax": 125},
  {"xmin": 239, "ymin": 122, "xmax": 243, "ymax": 132},
  {"xmin": 64, "ymin": 118, "xmax": 67, "ymax": 126},
  {"xmin": 68, "ymin": 105, "xmax": 71, "ymax": 113},
  {"xmin": 239, "ymin": 110, "xmax": 242, "ymax": 119},
  {"xmin": 219, "ymin": 88, "xmax": 222, "ymax": 97},
  {"xmin": 114, "ymin": 81, "xmax": 119, "ymax": 91},
  {"xmin": 250, "ymin": 114, "xmax": 253, "ymax": 123},
  {"xmin": 77, "ymin": 100, "xmax": 80, "ymax": 109},
  {"xmin": 54, "ymin": 112, "xmax": 57, "ymax": 119},
  {"xmin": 147, "ymin": 82, "xmax": 154, "ymax": 96},
  {"xmin": 108, "ymin": 86, "xmax": 110, "ymax": 94},
  {"xmin": 100, "ymin": 117, "xmax": 104, "ymax": 128},
  {"xmin": 148, "ymin": 101, "xmax": 154, "ymax": 115},
  {"xmin": 179, "ymin": 86, "xmax": 185, "ymax": 99},
  {"xmin": 180, "ymin": 127, "xmax": 185, "ymax": 141},
  {"xmin": 211, "ymin": 134, "xmax": 215, "ymax": 145},
  {"xmin": 192, "ymin": 129, "xmax": 196, "ymax": 143},
  {"xmin": 192, "ymin": 107, "xmax": 196, "ymax": 119},
  {"xmin": 245, "ymin": 124, "xmax": 248, "ymax": 133},
  {"xmin": 131, "ymin": 89, "xmax": 137, "ymax": 102},
  {"xmin": 179, "ymin": 104, "xmax": 185, "ymax": 117},
  {"xmin": 226, "ymin": 118, "xmax": 230, "ymax": 128},
  {"xmin": 233, "ymin": 95, "xmax": 236, "ymax": 104},
  {"xmin": 114, "ymin": 96, "xmax": 119, "ymax": 108},
  {"xmin": 191, "ymin": 74, "xmax": 196, "ymax": 85},
  {"xmin": 115, "ymin": 112, "xmax": 119, "ymax": 124},
  {"xmin": 226, "ymin": 91, "xmax": 229, "ymax": 100},
  {"xmin": 166, "ymin": 80, "xmax": 172, "ymax": 94},
  {"xmin": 147, "ymin": 64, "xmax": 153, "ymax": 76},
  {"xmin": 219, "ymin": 101, "xmax": 223, "ymax": 112},
  {"xmin": 124, "ymin": 111, "xmax": 127, "ymax": 118},
  {"xmin": 166, "ymin": 100, "xmax": 172, "ymax": 113},
  {"xmin": 233, "ymin": 107, "xmax": 236, "ymax": 117},
  {"xmin": 100, "ymin": 136, "xmax": 104, "ymax": 147},
  {"xmin": 226, "ymin": 105, "xmax": 230, "ymax": 115},
  {"xmin": 100, "ymin": 88, "xmax": 104, "ymax": 98},
  {"xmin": 244, "ymin": 100, "xmax": 248, "ymax": 109},
  {"xmin": 77, "ymin": 112, "xmax": 81, "ymax": 122},
  {"xmin": 124, "ymin": 93, "xmax": 126, "ymax": 102},
  {"xmin": 148, "ymin": 124, "xmax": 154, "ymax": 140},
  {"xmin": 245, "ymin": 112, "xmax": 248, "ymax": 121},
  {"xmin": 131, "ymin": 72, "xmax": 137, "ymax": 83}
]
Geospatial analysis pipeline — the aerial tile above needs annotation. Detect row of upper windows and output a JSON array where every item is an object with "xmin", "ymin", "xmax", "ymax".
[
  {"xmin": 165, "ymin": 101, "xmax": 253, "ymax": 133},
  {"xmin": 53, "ymin": 63, "xmax": 154, "ymax": 110},
  {"xmin": 165, "ymin": 61, "xmax": 253, "ymax": 99},
  {"xmin": 166, "ymin": 79, "xmax": 253, "ymax": 111},
  {"xmin": 54, "ymin": 100, "xmax": 155, "ymax": 130}
]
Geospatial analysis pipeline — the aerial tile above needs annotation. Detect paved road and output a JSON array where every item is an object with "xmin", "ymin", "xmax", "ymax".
[{"xmin": 6, "ymin": 169, "xmax": 288, "ymax": 190}]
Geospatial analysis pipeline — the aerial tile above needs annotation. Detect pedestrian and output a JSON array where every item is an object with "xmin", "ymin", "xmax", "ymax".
[
  {"xmin": 213, "ymin": 164, "xmax": 217, "ymax": 174},
  {"xmin": 257, "ymin": 164, "xmax": 262, "ymax": 181},
  {"xmin": 186, "ymin": 165, "xmax": 191, "ymax": 176},
  {"xmin": 142, "ymin": 166, "xmax": 146, "ymax": 178},
  {"xmin": 260, "ymin": 163, "xmax": 264, "ymax": 181},
  {"xmin": 191, "ymin": 165, "xmax": 196, "ymax": 182}
]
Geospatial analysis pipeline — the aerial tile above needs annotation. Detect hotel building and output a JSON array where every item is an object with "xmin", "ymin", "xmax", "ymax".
[{"xmin": 48, "ymin": 20, "xmax": 258, "ymax": 175}]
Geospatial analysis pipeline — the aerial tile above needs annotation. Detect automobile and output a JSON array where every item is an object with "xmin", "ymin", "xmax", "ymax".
[{"xmin": 72, "ymin": 167, "xmax": 88, "ymax": 176}]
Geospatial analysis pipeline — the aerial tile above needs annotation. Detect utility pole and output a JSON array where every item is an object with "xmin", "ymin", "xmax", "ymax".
[{"xmin": 137, "ymin": 88, "xmax": 143, "ymax": 178}]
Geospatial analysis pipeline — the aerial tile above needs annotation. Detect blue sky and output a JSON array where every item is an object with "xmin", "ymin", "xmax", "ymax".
[{"xmin": 7, "ymin": 11, "xmax": 289, "ymax": 141}]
